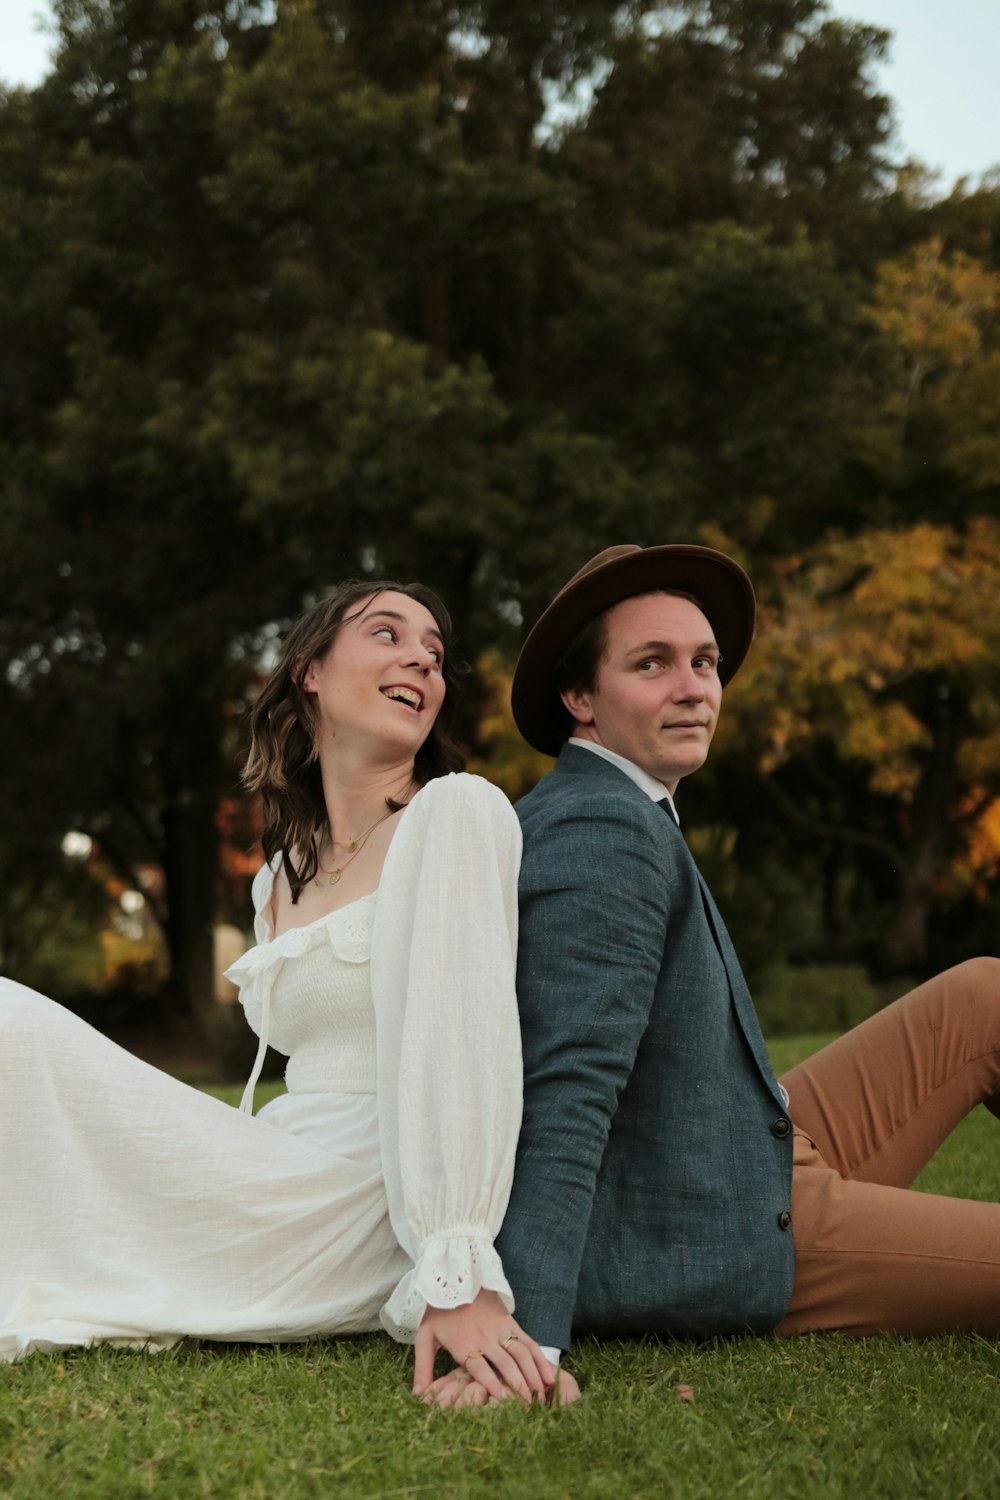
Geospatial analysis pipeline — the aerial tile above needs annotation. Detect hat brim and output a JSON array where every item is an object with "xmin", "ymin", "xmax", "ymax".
[{"xmin": 511, "ymin": 544, "xmax": 756, "ymax": 757}]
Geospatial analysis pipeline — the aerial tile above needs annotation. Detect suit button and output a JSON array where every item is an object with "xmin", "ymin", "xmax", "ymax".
[
  {"xmin": 771, "ymin": 1118, "xmax": 791, "ymax": 1139},
  {"xmin": 777, "ymin": 1210, "xmax": 792, "ymax": 1231}
]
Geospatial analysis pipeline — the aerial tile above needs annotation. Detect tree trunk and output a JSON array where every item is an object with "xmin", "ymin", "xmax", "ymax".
[
  {"xmin": 877, "ymin": 833, "xmax": 944, "ymax": 975},
  {"xmin": 422, "ymin": 268, "xmax": 450, "ymax": 363},
  {"xmin": 821, "ymin": 843, "xmax": 849, "ymax": 960},
  {"xmin": 159, "ymin": 685, "xmax": 222, "ymax": 1026},
  {"xmin": 876, "ymin": 689, "xmax": 963, "ymax": 976}
]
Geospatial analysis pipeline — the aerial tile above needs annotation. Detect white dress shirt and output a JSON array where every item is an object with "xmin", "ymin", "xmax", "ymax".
[{"xmin": 567, "ymin": 738, "xmax": 680, "ymax": 822}]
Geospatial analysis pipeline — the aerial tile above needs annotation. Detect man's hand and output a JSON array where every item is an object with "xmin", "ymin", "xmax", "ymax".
[
  {"xmin": 420, "ymin": 1367, "xmax": 492, "ymax": 1407},
  {"xmin": 420, "ymin": 1361, "xmax": 583, "ymax": 1408},
  {"xmin": 412, "ymin": 1288, "xmax": 557, "ymax": 1403},
  {"xmin": 548, "ymin": 1368, "xmax": 582, "ymax": 1405}
]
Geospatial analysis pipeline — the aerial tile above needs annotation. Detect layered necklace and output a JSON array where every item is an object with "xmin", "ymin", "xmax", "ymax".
[{"xmin": 314, "ymin": 786, "xmax": 412, "ymax": 886}]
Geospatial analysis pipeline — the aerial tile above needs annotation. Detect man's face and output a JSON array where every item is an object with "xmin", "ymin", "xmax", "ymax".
[{"xmin": 561, "ymin": 592, "xmax": 722, "ymax": 793}]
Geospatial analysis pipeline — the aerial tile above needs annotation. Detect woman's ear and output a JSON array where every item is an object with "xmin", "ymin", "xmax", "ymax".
[{"xmin": 299, "ymin": 658, "xmax": 318, "ymax": 695}]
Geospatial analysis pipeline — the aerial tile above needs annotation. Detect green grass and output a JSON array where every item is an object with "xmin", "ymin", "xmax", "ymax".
[{"xmin": 2, "ymin": 1036, "xmax": 999, "ymax": 1500}]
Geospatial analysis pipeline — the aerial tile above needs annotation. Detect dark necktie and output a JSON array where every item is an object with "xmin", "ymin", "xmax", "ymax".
[{"xmin": 656, "ymin": 796, "xmax": 680, "ymax": 827}]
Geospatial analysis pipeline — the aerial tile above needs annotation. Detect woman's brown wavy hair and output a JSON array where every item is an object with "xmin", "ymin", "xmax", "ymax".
[{"xmin": 244, "ymin": 579, "xmax": 465, "ymax": 903}]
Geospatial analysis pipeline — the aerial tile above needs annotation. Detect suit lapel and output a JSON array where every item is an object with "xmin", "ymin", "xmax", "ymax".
[
  {"xmin": 552, "ymin": 746, "xmax": 785, "ymax": 1108},
  {"xmin": 695, "ymin": 869, "xmax": 786, "ymax": 1106}
]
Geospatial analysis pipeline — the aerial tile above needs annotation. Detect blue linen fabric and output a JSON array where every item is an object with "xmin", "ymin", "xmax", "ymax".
[{"xmin": 495, "ymin": 745, "xmax": 795, "ymax": 1350}]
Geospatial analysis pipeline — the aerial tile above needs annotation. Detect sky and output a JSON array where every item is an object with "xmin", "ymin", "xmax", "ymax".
[{"xmin": 2, "ymin": 1, "xmax": 998, "ymax": 191}]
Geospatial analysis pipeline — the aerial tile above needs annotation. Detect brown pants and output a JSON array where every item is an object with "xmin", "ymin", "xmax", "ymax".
[{"xmin": 775, "ymin": 958, "xmax": 1000, "ymax": 1336}]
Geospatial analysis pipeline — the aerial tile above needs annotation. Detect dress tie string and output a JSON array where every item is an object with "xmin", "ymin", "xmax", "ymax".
[{"xmin": 239, "ymin": 987, "xmax": 272, "ymax": 1114}]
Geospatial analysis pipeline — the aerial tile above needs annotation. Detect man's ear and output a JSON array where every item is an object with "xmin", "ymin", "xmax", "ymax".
[{"xmin": 560, "ymin": 685, "xmax": 595, "ymax": 728}]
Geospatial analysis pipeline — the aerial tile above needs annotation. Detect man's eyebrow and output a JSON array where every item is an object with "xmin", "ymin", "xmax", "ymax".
[
  {"xmin": 625, "ymin": 638, "xmax": 719, "ymax": 657},
  {"xmin": 365, "ymin": 608, "xmax": 444, "ymax": 645}
]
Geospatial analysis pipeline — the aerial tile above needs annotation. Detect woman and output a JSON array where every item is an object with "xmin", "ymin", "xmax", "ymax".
[{"xmin": 0, "ymin": 579, "xmax": 555, "ymax": 1404}]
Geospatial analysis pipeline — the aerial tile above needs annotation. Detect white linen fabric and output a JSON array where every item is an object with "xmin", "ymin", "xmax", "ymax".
[{"xmin": 0, "ymin": 773, "xmax": 522, "ymax": 1362}]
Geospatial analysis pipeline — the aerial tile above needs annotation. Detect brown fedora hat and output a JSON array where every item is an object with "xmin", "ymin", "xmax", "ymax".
[{"xmin": 511, "ymin": 543, "xmax": 756, "ymax": 756}]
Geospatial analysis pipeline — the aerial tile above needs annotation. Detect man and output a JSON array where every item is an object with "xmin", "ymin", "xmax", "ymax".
[{"xmin": 495, "ymin": 543, "xmax": 1000, "ymax": 1372}]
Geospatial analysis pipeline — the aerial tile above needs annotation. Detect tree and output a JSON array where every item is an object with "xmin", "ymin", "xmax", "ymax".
[
  {"xmin": 523, "ymin": 0, "xmax": 897, "ymax": 552},
  {"xmin": 850, "ymin": 237, "xmax": 1000, "ymax": 516},
  {"xmin": 0, "ymin": 3, "xmax": 285, "ymax": 1019},
  {"xmin": 715, "ymin": 520, "xmax": 1000, "ymax": 973},
  {"xmin": 0, "ymin": 1, "xmax": 633, "ymax": 1019},
  {"xmin": 551, "ymin": 1, "xmax": 893, "ymax": 246}
]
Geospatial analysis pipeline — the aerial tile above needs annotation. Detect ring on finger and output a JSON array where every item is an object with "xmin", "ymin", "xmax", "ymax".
[
  {"xmin": 500, "ymin": 1333, "xmax": 520, "ymax": 1350},
  {"xmin": 463, "ymin": 1348, "xmax": 485, "ymax": 1365}
]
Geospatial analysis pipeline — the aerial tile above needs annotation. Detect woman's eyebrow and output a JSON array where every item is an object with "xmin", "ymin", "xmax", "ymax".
[{"xmin": 366, "ymin": 609, "xmax": 444, "ymax": 648}]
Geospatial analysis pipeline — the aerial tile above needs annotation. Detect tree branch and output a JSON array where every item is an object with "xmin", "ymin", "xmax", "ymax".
[
  {"xmin": 81, "ymin": 827, "xmax": 169, "ymax": 934},
  {"xmin": 760, "ymin": 774, "xmax": 903, "ymax": 868}
]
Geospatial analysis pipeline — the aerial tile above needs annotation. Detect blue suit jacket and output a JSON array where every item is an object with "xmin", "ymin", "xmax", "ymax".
[{"xmin": 495, "ymin": 746, "xmax": 795, "ymax": 1349}]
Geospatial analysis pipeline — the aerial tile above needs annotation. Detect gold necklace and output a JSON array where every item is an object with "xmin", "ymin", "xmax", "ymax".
[{"xmin": 314, "ymin": 806, "xmax": 396, "ymax": 886}]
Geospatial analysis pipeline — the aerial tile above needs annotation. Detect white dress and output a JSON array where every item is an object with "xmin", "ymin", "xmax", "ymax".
[{"xmin": 0, "ymin": 774, "xmax": 523, "ymax": 1362}]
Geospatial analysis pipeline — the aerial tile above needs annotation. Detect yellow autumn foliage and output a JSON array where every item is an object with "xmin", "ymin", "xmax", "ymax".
[
  {"xmin": 720, "ymin": 519, "xmax": 1000, "ymax": 819},
  {"xmin": 467, "ymin": 648, "xmax": 553, "ymax": 802},
  {"xmin": 870, "ymin": 237, "xmax": 998, "ymax": 374},
  {"xmin": 852, "ymin": 239, "xmax": 1000, "ymax": 491}
]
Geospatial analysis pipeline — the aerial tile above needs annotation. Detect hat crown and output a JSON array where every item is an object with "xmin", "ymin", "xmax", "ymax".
[
  {"xmin": 573, "ymin": 545, "xmax": 640, "ymax": 580},
  {"xmin": 552, "ymin": 545, "xmax": 639, "ymax": 601}
]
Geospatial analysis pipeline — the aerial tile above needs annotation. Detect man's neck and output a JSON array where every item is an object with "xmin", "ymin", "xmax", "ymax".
[{"xmin": 566, "ymin": 739, "xmax": 679, "ymax": 823}]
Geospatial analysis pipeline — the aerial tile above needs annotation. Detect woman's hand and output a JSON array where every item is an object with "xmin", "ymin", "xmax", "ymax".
[{"xmin": 412, "ymin": 1288, "xmax": 558, "ymax": 1403}]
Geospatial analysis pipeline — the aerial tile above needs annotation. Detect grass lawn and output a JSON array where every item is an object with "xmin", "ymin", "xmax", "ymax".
[{"xmin": 2, "ymin": 1035, "xmax": 999, "ymax": 1500}]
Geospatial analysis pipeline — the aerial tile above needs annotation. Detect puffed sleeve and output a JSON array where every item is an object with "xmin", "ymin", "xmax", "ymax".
[
  {"xmin": 369, "ymin": 773, "xmax": 523, "ymax": 1343},
  {"xmin": 250, "ymin": 854, "xmax": 280, "ymax": 944}
]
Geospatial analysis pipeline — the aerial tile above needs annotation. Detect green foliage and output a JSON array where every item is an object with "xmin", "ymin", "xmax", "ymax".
[
  {"xmin": 556, "ymin": 1, "xmax": 894, "ymax": 241},
  {"xmin": 683, "ymin": 819, "xmax": 824, "ymax": 983},
  {"xmin": 754, "ymin": 961, "xmax": 881, "ymax": 1036},
  {"xmin": 0, "ymin": 853, "xmax": 109, "ymax": 1000}
]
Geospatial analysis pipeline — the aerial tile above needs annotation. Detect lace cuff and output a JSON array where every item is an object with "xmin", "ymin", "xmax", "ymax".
[{"xmin": 378, "ymin": 1228, "xmax": 514, "ymax": 1344}]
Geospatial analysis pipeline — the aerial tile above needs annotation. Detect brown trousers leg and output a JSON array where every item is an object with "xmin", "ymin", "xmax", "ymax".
[{"xmin": 775, "ymin": 958, "xmax": 1000, "ymax": 1335}]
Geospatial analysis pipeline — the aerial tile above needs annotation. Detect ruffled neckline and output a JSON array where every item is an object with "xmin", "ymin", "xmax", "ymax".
[
  {"xmin": 252, "ymin": 845, "xmax": 380, "ymax": 943},
  {"xmin": 266, "ymin": 888, "xmax": 378, "ymax": 949},
  {"xmin": 225, "ymin": 889, "xmax": 378, "ymax": 990}
]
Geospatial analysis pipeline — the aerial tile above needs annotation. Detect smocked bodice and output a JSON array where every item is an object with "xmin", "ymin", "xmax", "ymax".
[{"xmin": 225, "ymin": 890, "xmax": 378, "ymax": 1096}]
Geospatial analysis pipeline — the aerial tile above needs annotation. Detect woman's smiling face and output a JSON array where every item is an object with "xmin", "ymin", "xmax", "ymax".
[{"xmin": 302, "ymin": 590, "xmax": 447, "ymax": 760}]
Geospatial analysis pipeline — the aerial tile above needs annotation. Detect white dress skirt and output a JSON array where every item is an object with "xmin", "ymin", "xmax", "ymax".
[{"xmin": 0, "ymin": 774, "xmax": 523, "ymax": 1362}]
